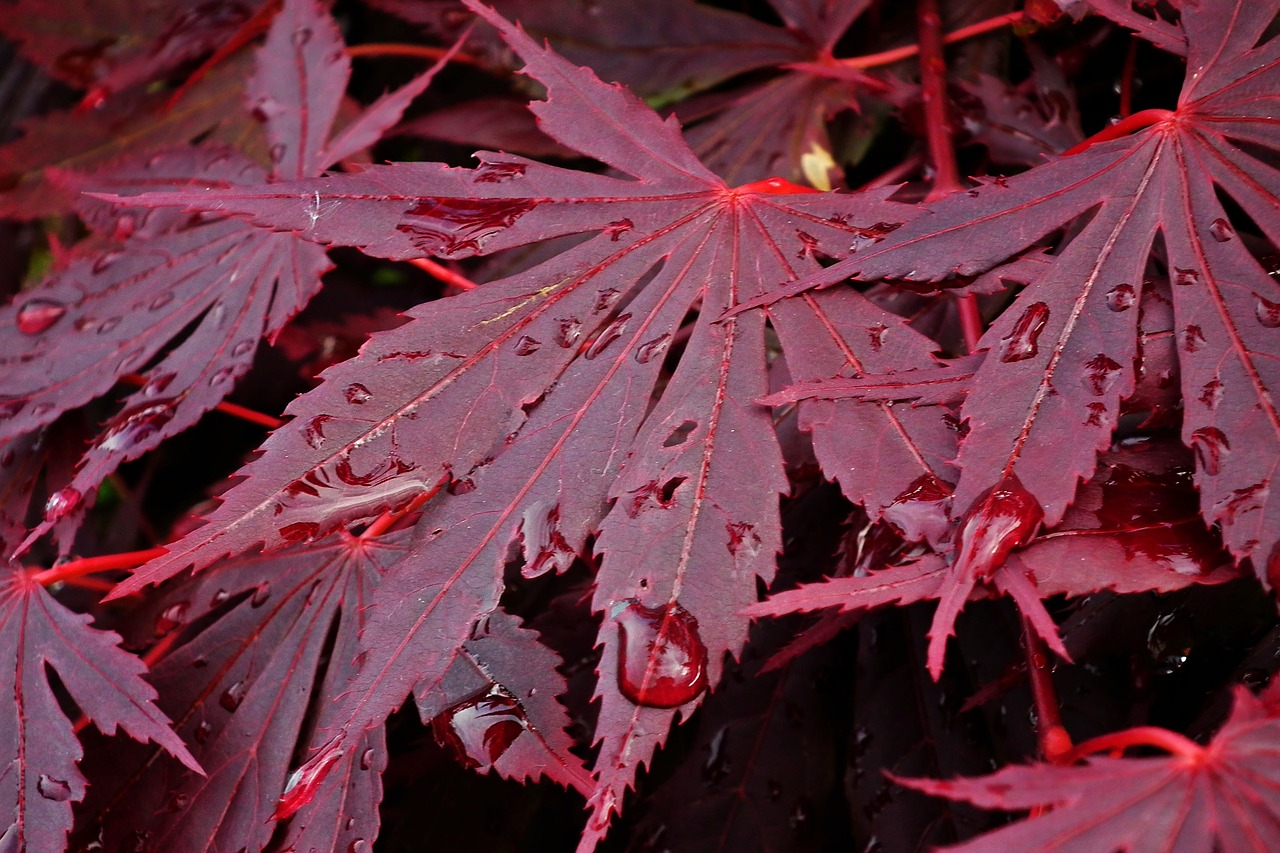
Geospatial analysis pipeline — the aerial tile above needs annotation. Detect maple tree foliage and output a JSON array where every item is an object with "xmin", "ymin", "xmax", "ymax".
[{"xmin": 2, "ymin": 0, "xmax": 1280, "ymax": 850}]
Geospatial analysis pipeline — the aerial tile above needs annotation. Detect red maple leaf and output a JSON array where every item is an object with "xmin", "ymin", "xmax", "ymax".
[
  {"xmin": 900, "ymin": 685, "xmax": 1280, "ymax": 851},
  {"xmin": 734, "ymin": 0, "xmax": 1280, "ymax": 582}
]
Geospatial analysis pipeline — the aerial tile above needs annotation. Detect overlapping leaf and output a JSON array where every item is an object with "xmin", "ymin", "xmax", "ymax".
[
  {"xmin": 100, "ymin": 1, "xmax": 957, "ymax": 843},
  {"xmin": 2, "ymin": 0, "xmax": 448, "ymax": 553},
  {"xmin": 0, "ymin": 570, "xmax": 198, "ymax": 852},
  {"xmin": 749, "ymin": 439, "xmax": 1241, "ymax": 674},
  {"xmin": 736, "ymin": 0, "xmax": 1280, "ymax": 578},
  {"xmin": 903, "ymin": 686, "xmax": 1280, "ymax": 851}
]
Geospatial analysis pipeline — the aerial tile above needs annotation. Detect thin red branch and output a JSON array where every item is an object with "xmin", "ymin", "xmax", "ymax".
[
  {"xmin": 1023, "ymin": 617, "xmax": 1072, "ymax": 763},
  {"xmin": 348, "ymin": 43, "xmax": 481, "ymax": 67},
  {"xmin": 839, "ymin": 11, "xmax": 1026, "ymax": 71},
  {"xmin": 360, "ymin": 479, "xmax": 447, "ymax": 540},
  {"xmin": 409, "ymin": 257, "xmax": 479, "ymax": 292},
  {"xmin": 1063, "ymin": 108, "xmax": 1174, "ymax": 156},
  {"xmin": 31, "ymin": 547, "xmax": 168, "ymax": 587},
  {"xmin": 1065, "ymin": 726, "xmax": 1204, "ymax": 764},
  {"xmin": 1119, "ymin": 38, "xmax": 1138, "ymax": 119}
]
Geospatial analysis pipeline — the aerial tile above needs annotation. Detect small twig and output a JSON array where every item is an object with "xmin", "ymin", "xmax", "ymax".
[
  {"xmin": 118, "ymin": 374, "xmax": 284, "ymax": 430},
  {"xmin": 1063, "ymin": 108, "xmax": 1174, "ymax": 156},
  {"xmin": 1023, "ymin": 617, "xmax": 1072, "ymax": 763},
  {"xmin": 347, "ymin": 43, "xmax": 481, "ymax": 67},
  {"xmin": 410, "ymin": 257, "xmax": 479, "ymax": 292},
  {"xmin": 31, "ymin": 547, "xmax": 168, "ymax": 587},
  {"xmin": 360, "ymin": 480, "xmax": 447, "ymax": 540},
  {"xmin": 1065, "ymin": 726, "xmax": 1204, "ymax": 764},
  {"xmin": 838, "ymin": 11, "xmax": 1026, "ymax": 72}
]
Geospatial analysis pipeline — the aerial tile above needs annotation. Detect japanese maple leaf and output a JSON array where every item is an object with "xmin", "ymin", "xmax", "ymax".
[
  {"xmin": 0, "ymin": 569, "xmax": 199, "ymax": 852},
  {"xmin": 104, "ymin": 2, "xmax": 953, "ymax": 844},
  {"xmin": 749, "ymin": 438, "xmax": 1241, "ymax": 675},
  {"xmin": 735, "ymin": 0, "xmax": 1280, "ymax": 581},
  {"xmin": 901, "ymin": 686, "xmax": 1280, "ymax": 851},
  {"xmin": 1, "ymin": 0, "xmax": 450, "ymax": 553},
  {"xmin": 378, "ymin": 0, "xmax": 889, "ymax": 186}
]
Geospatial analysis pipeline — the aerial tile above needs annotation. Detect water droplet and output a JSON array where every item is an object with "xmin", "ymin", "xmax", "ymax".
[
  {"xmin": 350, "ymin": 840, "xmax": 369, "ymax": 853},
  {"xmin": 1173, "ymin": 267, "xmax": 1200, "ymax": 287},
  {"xmin": 953, "ymin": 473, "xmax": 1043, "ymax": 581},
  {"xmin": 584, "ymin": 314, "xmax": 630, "ymax": 360},
  {"xmin": 96, "ymin": 316, "xmax": 121, "ymax": 334},
  {"xmin": 113, "ymin": 212, "xmax": 138, "ymax": 240},
  {"xmin": 1208, "ymin": 218, "xmax": 1234, "ymax": 242},
  {"xmin": 884, "ymin": 475, "xmax": 952, "ymax": 544},
  {"xmin": 795, "ymin": 230, "xmax": 819, "ymax": 259},
  {"xmin": 604, "ymin": 219, "xmax": 633, "ymax": 241},
  {"xmin": 867, "ymin": 323, "xmax": 887, "ymax": 351},
  {"xmin": 594, "ymin": 288, "xmax": 622, "ymax": 313},
  {"xmin": 232, "ymin": 339, "xmax": 255, "ymax": 358},
  {"xmin": 520, "ymin": 503, "xmax": 576, "ymax": 578},
  {"xmin": 16, "ymin": 299, "xmax": 66, "ymax": 335},
  {"xmin": 220, "ymin": 681, "xmax": 246, "ymax": 712},
  {"xmin": 1081, "ymin": 353, "xmax": 1123, "ymax": 396},
  {"xmin": 0, "ymin": 398, "xmax": 25, "ymax": 422},
  {"xmin": 553, "ymin": 317, "xmax": 582, "ymax": 348},
  {"xmin": 211, "ymin": 589, "xmax": 230, "ymax": 607},
  {"xmin": 36, "ymin": 775, "xmax": 72, "ymax": 802},
  {"xmin": 166, "ymin": 791, "xmax": 190, "ymax": 812},
  {"xmin": 635, "ymin": 333, "xmax": 671, "ymax": 364},
  {"xmin": 1242, "ymin": 668, "xmax": 1271, "ymax": 689},
  {"xmin": 396, "ymin": 197, "xmax": 539, "ymax": 257},
  {"xmin": 155, "ymin": 601, "xmax": 190, "ymax": 637},
  {"xmin": 194, "ymin": 721, "xmax": 212, "ymax": 744},
  {"xmin": 44, "ymin": 487, "xmax": 82, "ymax": 523},
  {"xmin": 998, "ymin": 302, "xmax": 1050, "ymax": 363},
  {"xmin": 473, "ymin": 161, "xmax": 526, "ymax": 183},
  {"xmin": 275, "ymin": 738, "xmax": 345, "ymax": 820},
  {"xmin": 251, "ymin": 582, "xmax": 271, "ymax": 607},
  {"xmin": 92, "ymin": 250, "xmax": 123, "ymax": 275},
  {"xmin": 1190, "ymin": 426, "xmax": 1229, "ymax": 476},
  {"xmin": 149, "ymin": 292, "xmax": 174, "ymax": 311},
  {"xmin": 304, "ymin": 415, "xmax": 332, "ymax": 449},
  {"xmin": 514, "ymin": 335, "xmax": 541, "ymax": 356},
  {"xmin": 343, "ymin": 383, "xmax": 372, "ymax": 405},
  {"xmin": 1181, "ymin": 324, "xmax": 1206, "ymax": 353},
  {"xmin": 1256, "ymin": 294, "xmax": 1280, "ymax": 328},
  {"xmin": 432, "ymin": 689, "xmax": 526, "ymax": 769},
  {"xmin": 1105, "ymin": 284, "xmax": 1136, "ymax": 312},
  {"xmin": 360, "ymin": 748, "xmax": 374, "ymax": 770},
  {"xmin": 614, "ymin": 600, "xmax": 708, "ymax": 708},
  {"xmin": 0, "ymin": 450, "xmax": 13, "ymax": 468},
  {"xmin": 291, "ymin": 27, "xmax": 312, "ymax": 47},
  {"xmin": 269, "ymin": 143, "xmax": 287, "ymax": 165},
  {"xmin": 100, "ymin": 400, "xmax": 176, "ymax": 453}
]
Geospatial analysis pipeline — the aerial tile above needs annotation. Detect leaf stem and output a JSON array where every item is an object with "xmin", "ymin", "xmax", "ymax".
[
  {"xmin": 31, "ymin": 547, "xmax": 168, "ymax": 587},
  {"xmin": 409, "ymin": 257, "xmax": 478, "ymax": 292},
  {"xmin": 1063, "ymin": 108, "xmax": 1174, "ymax": 156},
  {"xmin": 1065, "ymin": 726, "xmax": 1204, "ymax": 763},
  {"xmin": 1022, "ymin": 616, "xmax": 1072, "ymax": 763},
  {"xmin": 1119, "ymin": 37, "xmax": 1138, "ymax": 118},
  {"xmin": 359, "ymin": 480, "xmax": 446, "ymax": 540},
  {"xmin": 348, "ymin": 43, "xmax": 481, "ymax": 67},
  {"xmin": 839, "ymin": 11, "xmax": 1026, "ymax": 71}
]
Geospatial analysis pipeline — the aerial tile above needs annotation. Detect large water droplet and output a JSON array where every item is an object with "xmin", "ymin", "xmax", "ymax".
[
  {"xmin": 584, "ymin": 314, "xmax": 631, "ymax": 360},
  {"xmin": 275, "ymin": 738, "xmax": 345, "ymax": 820},
  {"xmin": 998, "ymin": 302, "xmax": 1050, "ymax": 363},
  {"xmin": 519, "ymin": 503, "xmax": 575, "ymax": 578},
  {"xmin": 100, "ymin": 400, "xmax": 176, "ymax": 453},
  {"xmin": 1208, "ymin": 218, "xmax": 1234, "ymax": 242},
  {"xmin": 514, "ymin": 335, "xmax": 541, "ymax": 356},
  {"xmin": 220, "ymin": 680, "xmax": 246, "ymax": 712},
  {"xmin": 614, "ymin": 600, "xmax": 708, "ymax": 708},
  {"xmin": 1256, "ymin": 295, "xmax": 1280, "ymax": 328},
  {"xmin": 635, "ymin": 333, "xmax": 671, "ymax": 364},
  {"xmin": 343, "ymin": 383, "xmax": 372, "ymax": 405},
  {"xmin": 36, "ymin": 775, "xmax": 72, "ymax": 802},
  {"xmin": 884, "ymin": 474, "xmax": 952, "ymax": 544},
  {"xmin": 553, "ymin": 317, "xmax": 583, "ymax": 349},
  {"xmin": 396, "ymin": 197, "xmax": 539, "ymax": 257},
  {"xmin": 432, "ymin": 689, "xmax": 526, "ymax": 769},
  {"xmin": 194, "ymin": 721, "xmax": 212, "ymax": 744},
  {"xmin": 155, "ymin": 601, "xmax": 190, "ymax": 637},
  {"xmin": 304, "ymin": 415, "xmax": 331, "ymax": 450},
  {"xmin": 473, "ymin": 161, "xmax": 526, "ymax": 183},
  {"xmin": 16, "ymin": 299, "xmax": 66, "ymax": 335},
  {"xmin": 1104, "ymin": 284, "xmax": 1136, "ymax": 312},
  {"xmin": 44, "ymin": 487, "xmax": 82, "ymax": 523},
  {"xmin": 953, "ymin": 473, "xmax": 1043, "ymax": 581}
]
